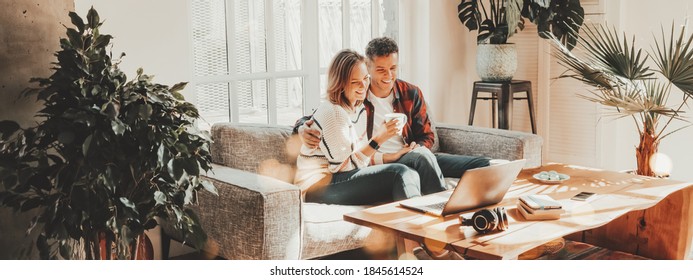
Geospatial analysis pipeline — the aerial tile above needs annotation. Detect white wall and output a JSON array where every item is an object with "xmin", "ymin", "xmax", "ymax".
[
  {"xmin": 399, "ymin": 0, "xmax": 479, "ymax": 125},
  {"xmin": 399, "ymin": 0, "xmax": 431, "ymax": 117},
  {"xmin": 429, "ymin": 0, "xmax": 480, "ymax": 125}
]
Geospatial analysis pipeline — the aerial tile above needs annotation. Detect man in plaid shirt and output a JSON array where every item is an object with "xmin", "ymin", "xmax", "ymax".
[{"xmin": 298, "ymin": 37, "xmax": 489, "ymax": 194}]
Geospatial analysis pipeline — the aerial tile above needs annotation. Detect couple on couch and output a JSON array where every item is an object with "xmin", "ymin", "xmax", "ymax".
[{"xmin": 294, "ymin": 37, "xmax": 489, "ymax": 206}]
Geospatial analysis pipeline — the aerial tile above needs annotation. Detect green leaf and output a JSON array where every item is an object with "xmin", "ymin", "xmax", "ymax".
[
  {"xmin": 457, "ymin": 1, "xmax": 479, "ymax": 31},
  {"xmin": 182, "ymin": 209, "xmax": 207, "ymax": 249},
  {"xmin": 174, "ymin": 143, "xmax": 189, "ymax": 155},
  {"xmin": 66, "ymin": 28, "xmax": 82, "ymax": 47},
  {"xmin": 154, "ymin": 191, "xmax": 167, "ymax": 205},
  {"xmin": 653, "ymin": 23, "xmax": 693, "ymax": 96},
  {"xmin": 181, "ymin": 158, "xmax": 199, "ymax": 176},
  {"xmin": 68, "ymin": 11, "xmax": 85, "ymax": 32},
  {"xmin": 111, "ymin": 120, "xmax": 125, "ymax": 135},
  {"xmin": 57, "ymin": 131, "xmax": 75, "ymax": 144},
  {"xmin": 102, "ymin": 102, "xmax": 118, "ymax": 120},
  {"xmin": 157, "ymin": 143, "xmax": 167, "ymax": 166},
  {"xmin": 119, "ymin": 197, "xmax": 139, "ymax": 214},
  {"xmin": 59, "ymin": 38, "xmax": 72, "ymax": 50},
  {"xmin": 82, "ymin": 134, "xmax": 93, "ymax": 157},
  {"xmin": 200, "ymin": 180, "xmax": 218, "ymax": 196},
  {"xmin": 17, "ymin": 168, "xmax": 34, "ymax": 186},
  {"xmin": 21, "ymin": 198, "xmax": 42, "ymax": 212},
  {"xmin": 147, "ymin": 92, "xmax": 165, "ymax": 103},
  {"xmin": 170, "ymin": 82, "xmax": 187, "ymax": 92},
  {"xmin": 167, "ymin": 158, "xmax": 185, "ymax": 180},
  {"xmin": 87, "ymin": 6, "xmax": 100, "ymax": 29},
  {"xmin": 138, "ymin": 104, "xmax": 153, "ymax": 119},
  {"xmin": 94, "ymin": 34, "xmax": 112, "ymax": 49},
  {"xmin": 171, "ymin": 91, "xmax": 185, "ymax": 101}
]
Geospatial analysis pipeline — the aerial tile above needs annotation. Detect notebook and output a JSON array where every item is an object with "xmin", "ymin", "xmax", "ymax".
[
  {"xmin": 399, "ymin": 159, "xmax": 526, "ymax": 216},
  {"xmin": 517, "ymin": 201, "xmax": 564, "ymax": 220},
  {"xmin": 519, "ymin": 195, "xmax": 563, "ymax": 210}
]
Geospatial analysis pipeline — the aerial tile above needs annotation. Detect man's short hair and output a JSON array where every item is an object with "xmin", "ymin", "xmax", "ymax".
[{"xmin": 365, "ymin": 37, "xmax": 398, "ymax": 60}]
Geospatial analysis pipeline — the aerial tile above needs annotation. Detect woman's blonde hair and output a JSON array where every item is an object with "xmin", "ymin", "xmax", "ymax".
[{"xmin": 326, "ymin": 49, "xmax": 366, "ymax": 109}]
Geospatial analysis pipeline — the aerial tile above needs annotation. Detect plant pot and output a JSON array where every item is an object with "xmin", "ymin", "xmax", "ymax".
[{"xmin": 476, "ymin": 44, "xmax": 517, "ymax": 82}]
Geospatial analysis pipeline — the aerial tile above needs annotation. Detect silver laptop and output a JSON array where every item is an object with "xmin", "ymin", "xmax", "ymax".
[{"xmin": 399, "ymin": 159, "xmax": 526, "ymax": 216}]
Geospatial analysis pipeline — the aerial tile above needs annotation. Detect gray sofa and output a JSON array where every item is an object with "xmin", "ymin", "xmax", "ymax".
[{"xmin": 162, "ymin": 122, "xmax": 542, "ymax": 259}]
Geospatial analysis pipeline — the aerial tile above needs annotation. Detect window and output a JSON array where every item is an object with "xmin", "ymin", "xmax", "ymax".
[{"xmin": 191, "ymin": 0, "xmax": 399, "ymax": 129}]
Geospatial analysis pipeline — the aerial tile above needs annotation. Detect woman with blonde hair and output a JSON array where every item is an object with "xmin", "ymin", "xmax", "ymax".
[{"xmin": 294, "ymin": 49, "xmax": 421, "ymax": 205}]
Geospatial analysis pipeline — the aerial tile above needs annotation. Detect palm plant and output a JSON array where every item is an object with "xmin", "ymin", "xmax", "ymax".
[{"xmin": 549, "ymin": 23, "xmax": 693, "ymax": 176}]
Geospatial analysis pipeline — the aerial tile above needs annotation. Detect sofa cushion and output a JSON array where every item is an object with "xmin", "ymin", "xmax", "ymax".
[
  {"xmin": 300, "ymin": 203, "xmax": 371, "ymax": 259},
  {"xmin": 211, "ymin": 123, "xmax": 300, "ymax": 183}
]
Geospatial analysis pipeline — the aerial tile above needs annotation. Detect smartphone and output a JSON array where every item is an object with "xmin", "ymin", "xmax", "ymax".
[{"xmin": 571, "ymin": 192, "xmax": 595, "ymax": 201}]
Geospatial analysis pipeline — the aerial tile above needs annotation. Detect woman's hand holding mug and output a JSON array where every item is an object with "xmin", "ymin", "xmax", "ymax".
[{"xmin": 373, "ymin": 118, "xmax": 400, "ymax": 144}]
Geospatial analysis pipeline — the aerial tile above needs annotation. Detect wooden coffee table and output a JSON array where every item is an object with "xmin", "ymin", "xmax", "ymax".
[{"xmin": 343, "ymin": 163, "xmax": 693, "ymax": 260}]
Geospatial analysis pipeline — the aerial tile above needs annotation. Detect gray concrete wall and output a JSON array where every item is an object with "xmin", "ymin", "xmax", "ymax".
[{"xmin": 0, "ymin": 0, "xmax": 74, "ymax": 259}]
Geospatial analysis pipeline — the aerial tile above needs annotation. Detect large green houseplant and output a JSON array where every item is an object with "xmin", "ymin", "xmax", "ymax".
[
  {"xmin": 0, "ymin": 7, "xmax": 216, "ymax": 259},
  {"xmin": 548, "ymin": 23, "xmax": 693, "ymax": 176},
  {"xmin": 457, "ymin": 0, "xmax": 584, "ymax": 81}
]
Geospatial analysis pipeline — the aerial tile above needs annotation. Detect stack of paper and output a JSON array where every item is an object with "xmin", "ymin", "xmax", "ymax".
[{"xmin": 517, "ymin": 195, "xmax": 564, "ymax": 220}]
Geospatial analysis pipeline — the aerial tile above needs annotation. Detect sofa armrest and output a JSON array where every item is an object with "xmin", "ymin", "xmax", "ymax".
[
  {"xmin": 435, "ymin": 124, "xmax": 543, "ymax": 168},
  {"xmin": 193, "ymin": 164, "xmax": 302, "ymax": 259}
]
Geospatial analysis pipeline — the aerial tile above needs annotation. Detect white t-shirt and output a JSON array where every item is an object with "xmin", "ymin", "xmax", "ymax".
[{"xmin": 367, "ymin": 91, "xmax": 406, "ymax": 163}]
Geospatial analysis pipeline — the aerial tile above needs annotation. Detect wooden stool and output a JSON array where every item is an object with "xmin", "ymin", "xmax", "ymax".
[{"xmin": 468, "ymin": 80, "xmax": 536, "ymax": 134}]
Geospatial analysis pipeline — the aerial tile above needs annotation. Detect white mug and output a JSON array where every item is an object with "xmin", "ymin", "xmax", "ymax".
[{"xmin": 384, "ymin": 113, "xmax": 407, "ymax": 135}]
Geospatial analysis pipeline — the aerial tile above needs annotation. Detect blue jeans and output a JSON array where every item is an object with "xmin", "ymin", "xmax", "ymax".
[
  {"xmin": 396, "ymin": 147, "xmax": 448, "ymax": 194},
  {"xmin": 396, "ymin": 148, "xmax": 491, "ymax": 193},
  {"xmin": 304, "ymin": 163, "xmax": 422, "ymax": 205},
  {"xmin": 434, "ymin": 153, "xmax": 491, "ymax": 178}
]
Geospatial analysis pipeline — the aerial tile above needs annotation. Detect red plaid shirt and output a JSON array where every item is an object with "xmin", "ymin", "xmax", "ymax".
[{"xmin": 364, "ymin": 79, "xmax": 435, "ymax": 149}]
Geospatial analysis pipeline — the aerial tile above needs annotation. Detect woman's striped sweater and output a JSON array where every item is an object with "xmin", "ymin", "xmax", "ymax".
[{"xmin": 294, "ymin": 102, "xmax": 370, "ymax": 191}]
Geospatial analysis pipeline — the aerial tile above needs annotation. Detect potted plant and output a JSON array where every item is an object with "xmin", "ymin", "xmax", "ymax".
[
  {"xmin": 548, "ymin": 23, "xmax": 693, "ymax": 177},
  {"xmin": 0, "ymin": 7, "xmax": 217, "ymax": 259},
  {"xmin": 457, "ymin": 0, "xmax": 585, "ymax": 81}
]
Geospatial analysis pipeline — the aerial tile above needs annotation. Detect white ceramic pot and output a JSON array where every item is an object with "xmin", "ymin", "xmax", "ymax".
[{"xmin": 476, "ymin": 44, "xmax": 517, "ymax": 82}]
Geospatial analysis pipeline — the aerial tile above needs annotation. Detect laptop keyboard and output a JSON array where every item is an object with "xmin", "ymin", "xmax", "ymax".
[{"xmin": 424, "ymin": 201, "xmax": 447, "ymax": 211}]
